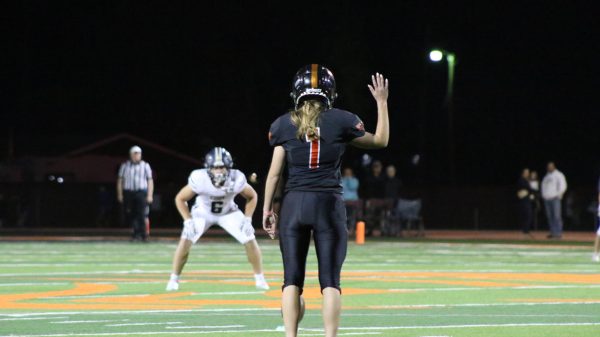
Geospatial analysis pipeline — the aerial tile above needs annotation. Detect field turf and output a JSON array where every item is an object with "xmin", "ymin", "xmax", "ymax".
[{"xmin": 1, "ymin": 239, "xmax": 599, "ymax": 336}]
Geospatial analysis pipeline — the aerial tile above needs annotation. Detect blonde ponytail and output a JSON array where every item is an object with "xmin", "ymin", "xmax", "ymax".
[{"xmin": 290, "ymin": 100, "xmax": 325, "ymax": 140}]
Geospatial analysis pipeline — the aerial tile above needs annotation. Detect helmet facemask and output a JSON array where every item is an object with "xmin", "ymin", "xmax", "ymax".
[
  {"xmin": 204, "ymin": 147, "xmax": 234, "ymax": 187},
  {"xmin": 208, "ymin": 166, "xmax": 229, "ymax": 187}
]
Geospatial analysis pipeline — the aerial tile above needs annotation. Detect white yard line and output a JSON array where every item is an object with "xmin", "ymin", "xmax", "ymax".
[
  {"xmin": 106, "ymin": 322, "xmax": 181, "ymax": 327},
  {"xmin": 2, "ymin": 268, "xmax": 599, "ymax": 276},
  {"xmin": 301, "ymin": 333, "xmax": 381, "ymax": 336},
  {"xmin": 342, "ymin": 322, "xmax": 600, "ymax": 330},
  {"xmin": 370, "ymin": 301, "xmax": 600, "ymax": 309},
  {"xmin": 389, "ymin": 284, "xmax": 600, "ymax": 292},
  {"xmin": 5, "ymin": 322, "xmax": 599, "ymax": 337},
  {"xmin": 0, "ymin": 329, "xmax": 277, "ymax": 337},
  {"xmin": 51, "ymin": 320, "xmax": 129, "ymax": 324},
  {"xmin": 165, "ymin": 325, "xmax": 244, "ymax": 329},
  {"xmin": 0, "ymin": 317, "xmax": 68, "ymax": 321},
  {"xmin": 2, "ymin": 299, "xmax": 600, "ymax": 319},
  {"xmin": 354, "ymin": 312, "xmax": 599, "ymax": 317},
  {"xmin": 0, "ymin": 270, "xmax": 168, "ymax": 277},
  {"xmin": 300, "ymin": 322, "xmax": 600, "ymax": 332}
]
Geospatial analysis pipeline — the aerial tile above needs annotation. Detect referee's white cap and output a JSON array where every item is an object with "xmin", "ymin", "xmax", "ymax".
[{"xmin": 129, "ymin": 145, "xmax": 142, "ymax": 154}]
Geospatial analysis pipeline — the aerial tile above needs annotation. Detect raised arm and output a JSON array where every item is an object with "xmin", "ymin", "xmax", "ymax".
[
  {"xmin": 350, "ymin": 73, "xmax": 389, "ymax": 149},
  {"xmin": 262, "ymin": 146, "xmax": 286, "ymax": 238}
]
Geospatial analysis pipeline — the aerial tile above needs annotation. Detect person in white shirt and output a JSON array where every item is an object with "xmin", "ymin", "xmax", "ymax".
[
  {"xmin": 166, "ymin": 147, "xmax": 269, "ymax": 291},
  {"xmin": 541, "ymin": 162, "xmax": 567, "ymax": 239}
]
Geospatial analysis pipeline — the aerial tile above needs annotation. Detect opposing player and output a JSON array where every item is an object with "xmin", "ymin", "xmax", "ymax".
[
  {"xmin": 263, "ymin": 65, "xmax": 389, "ymax": 337},
  {"xmin": 166, "ymin": 147, "xmax": 270, "ymax": 291}
]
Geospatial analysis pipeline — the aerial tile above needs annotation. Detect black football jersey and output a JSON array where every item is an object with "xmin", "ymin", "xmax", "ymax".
[{"xmin": 269, "ymin": 108, "xmax": 365, "ymax": 193}]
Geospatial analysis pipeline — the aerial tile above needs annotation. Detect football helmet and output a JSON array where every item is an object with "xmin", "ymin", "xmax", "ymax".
[
  {"xmin": 290, "ymin": 64, "xmax": 337, "ymax": 109},
  {"xmin": 204, "ymin": 147, "xmax": 233, "ymax": 187}
]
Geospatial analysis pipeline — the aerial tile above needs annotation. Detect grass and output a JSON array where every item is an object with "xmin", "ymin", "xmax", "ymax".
[{"xmin": 0, "ymin": 238, "xmax": 599, "ymax": 336}]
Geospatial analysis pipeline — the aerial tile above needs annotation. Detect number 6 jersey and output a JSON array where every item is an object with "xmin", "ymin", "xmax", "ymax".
[{"xmin": 188, "ymin": 169, "xmax": 247, "ymax": 216}]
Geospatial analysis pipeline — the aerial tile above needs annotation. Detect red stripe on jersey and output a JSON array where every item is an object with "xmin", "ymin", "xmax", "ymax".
[{"xmin": 309, "ymin": 138, "xmax": 319, "ymax": 169}]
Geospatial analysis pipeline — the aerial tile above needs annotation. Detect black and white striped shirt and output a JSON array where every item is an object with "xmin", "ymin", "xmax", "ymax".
[{"xmin": 118, "ymin": 160, "xmax": 153, "ymax": 191}]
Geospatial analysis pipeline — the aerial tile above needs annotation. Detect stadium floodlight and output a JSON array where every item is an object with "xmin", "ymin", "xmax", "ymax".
[
  {"xmin": 429, "ymin": 49, "xmax": 444, "ymax": 62},
  {"xmin": 427, "ymin": 48, "xmax": 458, "ymax": 183}
]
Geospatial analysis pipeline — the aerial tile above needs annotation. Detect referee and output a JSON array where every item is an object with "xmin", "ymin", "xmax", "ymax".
[{"xmin": 117, "ymin": 146, "xmax": 154, "ymax": 242}]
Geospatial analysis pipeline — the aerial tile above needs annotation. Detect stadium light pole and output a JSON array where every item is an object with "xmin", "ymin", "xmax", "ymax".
[{"xmin": 429, "ymin": 49, "xmax": 457, "ymax": 183}]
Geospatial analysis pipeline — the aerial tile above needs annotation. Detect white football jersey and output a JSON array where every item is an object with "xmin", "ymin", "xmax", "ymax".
[{"xmin": 188, "ymin": 169, "xmax": 247, "ymax": 215}]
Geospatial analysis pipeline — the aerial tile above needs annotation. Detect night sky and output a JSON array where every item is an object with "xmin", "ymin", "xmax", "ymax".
[{"xmin": 8, "ymin": 1, "xmax": 600, "ymax": 186}]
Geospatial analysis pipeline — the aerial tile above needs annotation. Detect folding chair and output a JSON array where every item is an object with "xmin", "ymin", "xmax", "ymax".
[{"xmin": 388, "ymin": 198, "xmax": 425, "ymax": 237}]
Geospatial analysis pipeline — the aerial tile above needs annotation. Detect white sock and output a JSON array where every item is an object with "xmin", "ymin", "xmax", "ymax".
[
  {"xmin": 170, "ymin": 273, "xmax": 180, "ymax": 282},
  {"xmin": 254, "ymin": 273, "xmax": 265, "ymax": 281}
]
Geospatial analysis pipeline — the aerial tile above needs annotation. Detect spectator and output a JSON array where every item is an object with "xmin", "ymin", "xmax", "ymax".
[
  {"xmin": 529, "ymin": 170, "xmax": 541, "ymax": 230},
  {"xmin": 117, "ymin": 146, "xmax": 154, "ymax": 242},
  {"xmin": 516, "ymin": 168, "xmax": 533, "ymax": 235},
  {"xmin": 541, "ymin": 161, "xmax": 567, "ymax": 239},
  {"xmin": 384, "ymin": 164, "xmax": 402, "ymax": 201},
  {"xmin": 594, "ymin": 178, "xmax": 600, "ymax": 262},
  {"xmin": 341, "ymin": 168, "xmax": 359, "ymax": 201},
  {"xmin": 365, "ymin": 160, "xmax": 386, "ymax": 199},
  {"xmin": 342, "ymin": 168, "xmax": 360, "ymax": 232}
]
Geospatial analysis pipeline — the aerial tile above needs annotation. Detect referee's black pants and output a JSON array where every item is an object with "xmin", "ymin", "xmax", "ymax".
[{"xmin": 124, "ymin": 190, "xmax": 147, "ymax": 240}]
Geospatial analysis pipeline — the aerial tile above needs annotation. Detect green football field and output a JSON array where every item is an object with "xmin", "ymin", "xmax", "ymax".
[{"xmin": 1, "ymin": 239, "xmax": 599, "ymax": 337}]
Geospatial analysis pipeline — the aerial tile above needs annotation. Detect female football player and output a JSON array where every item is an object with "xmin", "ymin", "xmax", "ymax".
[
  {"xmin": 166, "ymin": 147, "xmax": 269, "ymax": 291},
  {"xmin": 263, "ymin": 65, "xmax": 389, "ymax": 337}
]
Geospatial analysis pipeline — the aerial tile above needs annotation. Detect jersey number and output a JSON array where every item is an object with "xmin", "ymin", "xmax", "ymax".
[
  {"xmin": 211, "ymin": 201, "xmax": 224, "ymax": 214},
  {"xmin": 307, "ymin": 128, "xmax": 320, "ymax": 169}
]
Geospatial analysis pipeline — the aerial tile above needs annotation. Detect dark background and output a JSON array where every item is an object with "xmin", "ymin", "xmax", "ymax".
[{"xmin": 6, "ymin": 1, "xmax": 600, "ymax": 186}]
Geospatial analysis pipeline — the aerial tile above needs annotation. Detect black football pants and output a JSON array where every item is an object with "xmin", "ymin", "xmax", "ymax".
[{"xmin": 278, "ymin": 191, "xmax": 348, "ymax": 294}]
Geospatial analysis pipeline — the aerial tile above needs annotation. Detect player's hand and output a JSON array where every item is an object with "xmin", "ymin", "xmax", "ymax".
[
  {"xmin": 241, "ymin": 217, "xmax": 255, "ymax": 236},
  {"xmin": 368, "ymin": 72, "xmax": 389, "ymax": 103},
  {"xmin": 146, "ymin": 195, "xmax": 153, "ymax": 204},
  {"xmin": 262, "ymin": 211, "xmax": 278, "ymax": 240},
  {"xmin": 183, "ymin": 218, "xmax": 196, "ymax": 238}
]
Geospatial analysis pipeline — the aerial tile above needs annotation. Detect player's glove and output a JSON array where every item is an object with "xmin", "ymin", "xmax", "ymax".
[
  {"xmin": 183, "ymin": 218, "xmax": 196, "ymax": 238},
  {"xmin": 182, "ymin": 218, "xmax": 204, "ymax": 243},
  {"xmin": 241, "ymin": 217, "xmax": 255, "ymax": 237}
]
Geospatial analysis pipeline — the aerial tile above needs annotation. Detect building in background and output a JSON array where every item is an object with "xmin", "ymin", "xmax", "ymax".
[{"xmin": 0, "ymin": 134, "xmax": 202, "ymax": 229}]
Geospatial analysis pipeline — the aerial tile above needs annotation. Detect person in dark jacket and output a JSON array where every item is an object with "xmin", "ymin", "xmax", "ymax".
[
  {"xmin": 365, "ymin": 160, "xmax": 386, "ymax": 198},
  {"xmin": 384, "ymin": 164, "xmax": 402, "ymax": 201},
  {"xmin": 517, "ymin": 168, "xmax": 533, "ymax": 235}
]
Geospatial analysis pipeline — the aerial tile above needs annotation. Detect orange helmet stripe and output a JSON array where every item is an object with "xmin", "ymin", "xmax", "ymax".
[{"xmin": 310, "ymin": 64, "xmax": 318, "ymax": 88}]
